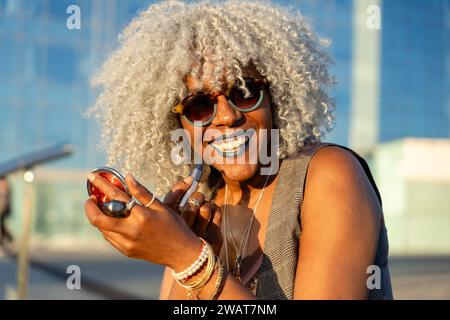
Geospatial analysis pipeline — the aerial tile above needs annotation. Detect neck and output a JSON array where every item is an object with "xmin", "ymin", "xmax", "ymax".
[{"xmin": 220, "ymin": 164, "xmax": 277, "ymax": 206}]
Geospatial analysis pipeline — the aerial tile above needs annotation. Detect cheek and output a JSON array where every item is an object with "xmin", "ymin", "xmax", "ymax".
[
  {"xmin": 249, "ymin": 91, "xmax": 273, "ymax": 127},
  {"xmin": 180, "ymin": 121, "xmax": 206, "ymax": 152},
  {"xmin": 248, "ymin": 105, "xmax": 272, "ymax": 129}
]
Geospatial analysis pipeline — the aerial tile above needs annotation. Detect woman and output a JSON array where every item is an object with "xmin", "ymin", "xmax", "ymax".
[{"xmin": 85, "ymin": 0, "xmax": 393, "ymax": 300}]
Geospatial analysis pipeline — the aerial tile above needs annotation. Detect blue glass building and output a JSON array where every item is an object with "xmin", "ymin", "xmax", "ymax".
[
  {"xmin": 0, "ymin": 0, "xmax": 150, "ymax": 168},
  {"xmin": 284, "ymin": 0, "xmax": 354, "ymax": 147},
  {"xmin": 379, "ymin": 0, "xmax": 449, "ymax": 141}
]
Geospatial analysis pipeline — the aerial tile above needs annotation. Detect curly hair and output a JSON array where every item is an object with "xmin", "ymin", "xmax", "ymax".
[{"xmin": 89, "ymin": 0, "xmax": 335, "ymax": 197}]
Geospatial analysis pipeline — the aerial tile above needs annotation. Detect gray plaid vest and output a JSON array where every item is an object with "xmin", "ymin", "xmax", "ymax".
[{"xmin": 256, "ymin": 142, "xmax": 393, "ymax": 300}]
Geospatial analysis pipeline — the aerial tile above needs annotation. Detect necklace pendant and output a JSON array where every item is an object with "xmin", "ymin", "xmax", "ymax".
[{"xmin": 233, "ymin": 255, "xmax": 242, "ymax": 280}]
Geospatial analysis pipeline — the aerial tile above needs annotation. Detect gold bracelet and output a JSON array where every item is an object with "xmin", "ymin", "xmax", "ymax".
[
  {"xmin": 208, "ymin": 258, "xmax": 226, "ymax": 300},
  {"xmin": 188, "ymin": 259, "xmax": 220, "ymax": 300},
  {"xmin": 175, "ymin": 239, "xmax": 215, "ymax": 290},
  {"xmin": 189, "ymin": 255, "xmax": 216, "ymax": 290}
]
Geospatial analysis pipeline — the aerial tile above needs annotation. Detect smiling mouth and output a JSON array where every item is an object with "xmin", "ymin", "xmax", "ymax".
[{"xmin": 207, "ymin": 131, "xmax": 254, "ymax": 157}]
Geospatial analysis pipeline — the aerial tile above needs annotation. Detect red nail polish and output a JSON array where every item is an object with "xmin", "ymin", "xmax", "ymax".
[{"xmin": 86, "ymin": 167, "xmax": 128, "ymax": 204}]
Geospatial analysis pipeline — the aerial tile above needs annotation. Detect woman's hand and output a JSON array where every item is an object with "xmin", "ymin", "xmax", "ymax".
[
  {"xmin": 84, "ymin": 173, "xmax": 202, "ymax": 272},
  {"xmin": 163, "ymin": 177, "xmax": 223, "ymax": 255}
]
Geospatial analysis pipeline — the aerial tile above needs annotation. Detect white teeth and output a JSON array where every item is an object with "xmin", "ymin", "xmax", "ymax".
[{"xmin": 212, "ymin": 136, "xmax": 247, "ymax": 152}]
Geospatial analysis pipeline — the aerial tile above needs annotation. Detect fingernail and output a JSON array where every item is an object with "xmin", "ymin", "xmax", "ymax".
[
  {"xmin": 87, "ymin": 173, "xmax": 96, "ymax": 182},
  {"xmin": 183, "ymin": 176, "xmax": 193, "ymax": 185},
  {"xmin": 128, "ymin": 173, "xmax": 138, "ymax": 187}
]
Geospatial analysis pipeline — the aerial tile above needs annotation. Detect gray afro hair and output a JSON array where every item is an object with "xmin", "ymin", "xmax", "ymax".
[{"xmin": 89, "ymin": 0, "xmax": 335, "ymax": 197}]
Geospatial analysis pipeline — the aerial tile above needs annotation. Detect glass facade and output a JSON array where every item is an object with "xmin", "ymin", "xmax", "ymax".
[
  {"xmin": 0, "ymin": 0, "xmax": 151, "ymax": 169},
  {"xmin": 282, "ymin": 0, "xmax": 354, "ymax": 146},
  {"xmin": 379, "ymin": 0, "xmax": 450, "ymax": 141}
]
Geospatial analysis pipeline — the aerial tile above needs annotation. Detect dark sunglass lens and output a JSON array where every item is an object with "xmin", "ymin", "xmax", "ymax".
[
  {"xmin": 229, "ymin": 79, "xmax": 261, "ymax": 110},
  {"xmin": 183, "ymin": 94, "xmax": 214, "ymax": 123}
]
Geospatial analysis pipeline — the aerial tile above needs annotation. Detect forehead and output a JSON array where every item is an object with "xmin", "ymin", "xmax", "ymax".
[{"xmin": 184, "ymin": 64, "xmax": 261, "ymax": 93}]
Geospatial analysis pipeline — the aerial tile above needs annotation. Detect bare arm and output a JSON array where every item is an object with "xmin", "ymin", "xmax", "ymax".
[
  {"xmin": 293, "ymin": 146, "xmax": 382, "ymax": 299},
  {"xmin": 159, "ymin": 267, "xmax": 174, "ymax": 300}
]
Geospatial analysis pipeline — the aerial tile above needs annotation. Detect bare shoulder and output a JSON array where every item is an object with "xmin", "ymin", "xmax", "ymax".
[
  {"xmin": 294, "ymin": 145, "xmax": 383, "ymax": 299},
  {"xmin": 301, "ymin": 145, "xmax": 382, "ymax": 228},
  {"xmin": 307, "ymin": 146, "xmax": 364, "ymax": 184}
]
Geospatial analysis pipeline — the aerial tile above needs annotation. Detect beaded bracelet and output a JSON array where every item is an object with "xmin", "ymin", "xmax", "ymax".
[
  {"xmin": 171, "ymin": 238, "xmax": 207, "ymax": 281},
  {"xmin": 179, "ymin": 241, "xmax": 216, "ymax": 290}
]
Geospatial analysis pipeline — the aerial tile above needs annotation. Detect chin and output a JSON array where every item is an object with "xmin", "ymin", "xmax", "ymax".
[{"xmin": 213, "ymin": 163, "xmax": 259, "ymax": 182}]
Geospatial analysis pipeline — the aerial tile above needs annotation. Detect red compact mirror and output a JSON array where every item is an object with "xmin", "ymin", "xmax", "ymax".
[{"xmin": 86, "ymin": 167, "xmax": 129, "ymax": 204}]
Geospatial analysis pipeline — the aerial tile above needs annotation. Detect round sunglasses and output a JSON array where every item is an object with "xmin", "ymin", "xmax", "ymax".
[{"xmin": 172, "ymin": 78, "xmax": 267, "ymax": 127}]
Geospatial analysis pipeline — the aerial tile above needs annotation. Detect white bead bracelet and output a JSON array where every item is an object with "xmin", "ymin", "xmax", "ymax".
[{"xmin": 172, "ymin": 238, "xmax": 208, "ymax": 281}]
